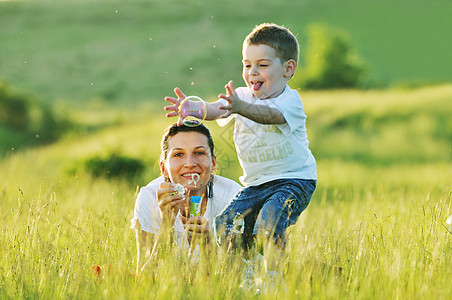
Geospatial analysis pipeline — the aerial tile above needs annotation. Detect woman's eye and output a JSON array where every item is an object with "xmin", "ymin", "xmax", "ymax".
[
  {"xmin": 195, "ymin": 151, "xmax": 206, "ymax": 156},
  {"xmin": 260, "ymin": 64, "xmax": 268, "ymax": 67},
  {"xmin": 173, "ymin": 152, "xmax": 183, "ymax": 157}
]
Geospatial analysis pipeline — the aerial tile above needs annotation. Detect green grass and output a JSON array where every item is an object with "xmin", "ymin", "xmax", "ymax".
[
  {"xmin": 1, "ymin": 0, "xmax": 451, "ymax": 297},
  {"xmin": 0, "ymin": 86, "xmax": 451, "ymax": 298},
  {"xmin": 306, "ymin": 85, "xmax": 452, "ymax": 165},
  {"xmin": 0, "ymin": 0, "xmax": 451, "ymax": 106}
]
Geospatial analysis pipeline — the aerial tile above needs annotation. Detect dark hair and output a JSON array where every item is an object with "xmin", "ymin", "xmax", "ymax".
[
  {"xmin": 244, "ymin": 23, "xmax": 299, "ymax": 65},
  {"xmin": 160, "ymin": 122, "xmax": 215, "ymax": 163}
]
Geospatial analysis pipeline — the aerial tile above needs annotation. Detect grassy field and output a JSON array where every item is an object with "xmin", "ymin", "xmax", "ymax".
[
  {"xmin": 1, "ymin": 0, "xmax": 452, "ymax": 107},
  {"xmin": 0, "ymin": 85, "xmax": 451, "ymax": 299},
  {"xmin": 1, "ymin": 0, "xmax": 451, "ymax": 298}
]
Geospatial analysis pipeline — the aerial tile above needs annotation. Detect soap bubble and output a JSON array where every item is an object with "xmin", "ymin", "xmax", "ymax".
[
  {"xmin": 179, "ymin": 96, "xmax": 206, "ymax": 126},
  {"xmin": 446, "ymin": 214, "xmax": 452, "ymax": 232},
  {"xmin": 232, "ymin": 213, "xmax": 244, "ymax": 235}
]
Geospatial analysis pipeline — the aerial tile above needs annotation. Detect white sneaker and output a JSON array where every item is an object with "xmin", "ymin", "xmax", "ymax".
[
  {"xmin": 239, "ymin": 258, "xmax": 257, "ymax": 292},
  {"xmin": 261, "ymin": 270, "xmax": 287, "ymax": 293},
  {"xmin": 239, "ymin": 254, "xmax": 266, "ymax": 293}
]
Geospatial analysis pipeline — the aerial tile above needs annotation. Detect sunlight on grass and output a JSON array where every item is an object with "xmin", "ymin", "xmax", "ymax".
[{"xmin": 0, "ymin": 86, "xmax": 451, "ymax": 298}]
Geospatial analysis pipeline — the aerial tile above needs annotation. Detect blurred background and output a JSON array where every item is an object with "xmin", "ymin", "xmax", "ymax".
[
  {"xmin": 0, "ymin": 0, "xmax": 451, "ymax": 183},
  {"xmin": 2, "ymin": 0, "xmax": 451, "ymax": 103}
]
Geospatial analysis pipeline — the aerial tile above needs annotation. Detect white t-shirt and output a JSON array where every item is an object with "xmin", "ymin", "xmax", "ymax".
[
  {"xmin": 130, "ymin": 175, "xmax": 241, "ymax": 247},
  {"xmin": 217, "ymin": 85, "xmax": 317, "ymax": 186}
]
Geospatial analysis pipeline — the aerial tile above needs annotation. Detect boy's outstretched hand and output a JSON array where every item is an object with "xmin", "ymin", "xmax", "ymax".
[
  {"xmin": 218, "ymin": 80, "xmax": 243, "ymax": 118},
  {"xmin": 164, "ymin": 87, "xmax": 186, "ymax": 125}
]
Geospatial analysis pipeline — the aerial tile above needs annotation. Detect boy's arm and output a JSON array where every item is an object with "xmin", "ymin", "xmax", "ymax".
[
  {"xmin": 164, "ymin": 87, "xmax": 226, "ymax": 124},
  {"xmin": 219, "ymin": 81, "xmax": 286, "ymax": 124},
  {"xmin": 204, "ymin": 100, "xmax": 229, "ymax": 121},
  {"xmin": 164, "ymin": 82, "xmax": 285, "ymax": 124}
]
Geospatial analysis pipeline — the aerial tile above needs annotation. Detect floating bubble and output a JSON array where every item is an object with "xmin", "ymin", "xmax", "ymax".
[
  {"xmin": 179, "ymin": 96, "xmax": 206, "ymax": 126},
  {"xmin": 446, "ymin": 214, "xmax": 452, "ymax": 231},
  {"xmin": 232, "ymin": 213, "xmax": 244, "ymax": 234}
]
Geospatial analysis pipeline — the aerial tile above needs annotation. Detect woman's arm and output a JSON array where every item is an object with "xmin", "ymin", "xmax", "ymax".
[
  {"xmin": 135, "ymin": 182, "xmax": 184, "ymax": 274},
  {"xmin": 134, "ymin": 222, "xmax": 156, "ymax": 274}
]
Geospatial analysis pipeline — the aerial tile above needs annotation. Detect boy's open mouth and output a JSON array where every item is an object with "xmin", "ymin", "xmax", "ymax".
[{"xmin": 251, "ymin": 81, "xmax": 263, "ymax": 91}]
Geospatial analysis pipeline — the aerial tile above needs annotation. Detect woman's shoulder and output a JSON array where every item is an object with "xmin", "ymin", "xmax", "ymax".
[{"xmin": 140, "ymin": 176, "xmax": 165, "ymax": 194}]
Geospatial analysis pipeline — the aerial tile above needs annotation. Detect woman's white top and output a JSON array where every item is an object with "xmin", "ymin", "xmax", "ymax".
[{"xmin": 130, "ymin": 175, "xmax": 241, "ymax": 247}]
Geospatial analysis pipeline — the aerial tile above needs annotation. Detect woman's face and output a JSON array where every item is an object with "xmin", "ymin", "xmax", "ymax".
[{"xmin": 160, "ymin": 131, "xmax": 216, "ymax": 195}]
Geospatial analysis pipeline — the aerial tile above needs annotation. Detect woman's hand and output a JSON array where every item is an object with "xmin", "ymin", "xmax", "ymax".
[
  {"xmin": 180, "ymin": 215, "xmax": 211, "ymax": 244},
  {"xmin": 157, "ymin": 182, "xmax": 186, "ymax": 228},
  {"xmin": 164, "ymin": 87, "xmax": 187, "ymax": 125}
]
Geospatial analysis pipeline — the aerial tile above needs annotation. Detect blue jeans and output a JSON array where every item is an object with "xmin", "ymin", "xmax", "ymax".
[{"xmin": 214, "ymin": 178, "xmax": 316, "ymax": 250}]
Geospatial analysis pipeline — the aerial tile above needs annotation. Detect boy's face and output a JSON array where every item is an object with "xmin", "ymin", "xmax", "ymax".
[{"xmin": 242, "ymin": 44, "xmax": 295, "ymax": 100}]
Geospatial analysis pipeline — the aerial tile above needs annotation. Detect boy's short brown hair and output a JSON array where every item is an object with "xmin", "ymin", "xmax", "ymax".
[{"xmin": 243, "ymin": 23, "xmax": 299, "ymax": 65}]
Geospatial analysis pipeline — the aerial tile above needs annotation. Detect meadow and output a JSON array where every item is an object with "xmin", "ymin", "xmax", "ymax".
[
  {"xmin": 1, "ymin": 0, "xmax": 451, "ymax": 298},
  {"xmin": 0, "ymin": 85, "xmax": 451, "ymax": 299}
]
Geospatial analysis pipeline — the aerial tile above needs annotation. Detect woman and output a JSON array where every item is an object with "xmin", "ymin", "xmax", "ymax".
[{"xmin": 130, "ymin": 122, "xmax": 241, "ymax": 273}]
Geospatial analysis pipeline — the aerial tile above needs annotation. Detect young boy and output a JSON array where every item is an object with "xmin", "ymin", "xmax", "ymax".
[{"xmin": 164, "ymin": 23, "xmax": 316, "ymax": 289}]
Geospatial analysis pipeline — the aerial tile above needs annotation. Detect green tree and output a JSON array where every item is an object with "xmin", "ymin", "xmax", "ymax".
[{"xmin": 293, "ymin": 24, "xmax": 368, "ymax": 90}]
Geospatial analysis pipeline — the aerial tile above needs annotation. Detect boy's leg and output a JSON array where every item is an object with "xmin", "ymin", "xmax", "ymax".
[
  {"xmin": 214, "ymin": 186, "xmax": 265, "ymax": 252},
  {"xmin": 254, "ymin": 179, "xmax": 316, "ymax": 270}
]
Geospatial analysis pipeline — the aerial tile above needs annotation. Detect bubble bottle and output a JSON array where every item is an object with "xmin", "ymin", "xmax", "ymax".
[
  {"xmin": 188, "ymin": 174, "xmax": 201, "ymax": 217},
  {"xmin": 190, "ymin": 196, "xmax": 202, "ymax": 217}
]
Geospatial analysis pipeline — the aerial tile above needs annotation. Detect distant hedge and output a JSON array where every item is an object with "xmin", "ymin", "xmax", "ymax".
[
  {"xmin": 0, "ymin": 82, "xmax": 30, "ymax": 131},
  {"xmin": 0, "ymin": 82, "xmax": 68, "ymax": 152},
  {"xmin": 83, "ymin": 153, "xmax": 145, "ymax": 180}
]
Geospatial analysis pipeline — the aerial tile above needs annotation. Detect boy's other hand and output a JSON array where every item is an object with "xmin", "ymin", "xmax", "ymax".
[
  {"xmin": 164, "ymin": 87, "xmax": 186, "ymax": 125},
  {"xmin": 218, "ymin": 80, "xmax": 242, "ymax": 118}
]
